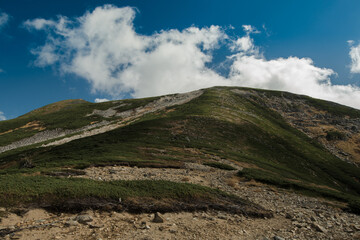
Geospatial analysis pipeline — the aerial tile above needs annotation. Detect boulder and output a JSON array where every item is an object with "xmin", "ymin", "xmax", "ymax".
[{"xmin": 152, "ymin": 212, "xmax": 164, "ymax": 223}]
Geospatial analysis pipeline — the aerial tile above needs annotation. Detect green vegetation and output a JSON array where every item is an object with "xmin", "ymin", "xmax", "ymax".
[
  {"xmin": 254, "ymin": 87, "xmax": 360, "ymax": 118},
  {"xmin": 304, "ymin": 96, "xmax": 360, "ymax": 118},
  {"xmin": 0, "ymin": 175, "xmax": 224, "ymax": 206},
  {"xmin": 0, "ymin": 87, "xmax": 360, "ymax": 214},
  {"xmin": 203, "ymin": 162, "xmax": 236, "ymax": 170},
  {"xmin": 237, "ymin": 168, "xmax": 344, "ymax": 200},
  {"xmin": 348, "ymin": 199, "xmax": 360, "ymax": 215},
  {"xmin": 326, "ymin": 130, "xmax": 347, "ymax": 141},
  {"xmin": 0, "ymin": 96, "xmax": 159, "ymax": 146},
  {"xmin": 237, "ymin": 168, "xmax": 360, "ymax": 214},
  {"xmin": 0, "ymin": 174, "xmax": 271, "ymax": 217}
]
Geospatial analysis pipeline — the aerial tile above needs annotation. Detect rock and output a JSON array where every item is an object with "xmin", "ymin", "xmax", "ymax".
[
  {"xmin": 139, "ymin": 221, "xmax": 150, "ymax": 229},
  {"xmin": 88, "ymin": 223, "xmax": 104, "ymax": 229},
  {"xmin": 351, "ymin": 125, "xmax": 358, "ymax": 132},
  {"xmin": 273, "ymin": 236, "xmax": 285, "ymax": 240},
  {"xmin": 312, "ymin": 223, "xmax": 327, "ymax": 233},
  {"xmin": 75, "ymin": 214, "xmax": 93, "ymax": 224},
  {"xmin": 152, "ymin": 212, "xmax": 164, "ymax": 223},
  {"xmin": 9, "ymin": 233, "xmax": 22, "ymax": 239},
  {"xmin": 158, "ymin": 226, "xmax": 166, "ymax": 231},
  {"xmin": 217, "ymin": 213, "xmax": 227, "ymax": 220},
  {"xmin": 351, "ymin": 225, "xmax": 360, "ymax": 231},
  {"xmin": 141, "ymin": 237, "xmax": 153, "ymax": 240},
  {"xmin": 169, "ymin": 228, "xmax": 177, "ymax": 234},
  {"xmin": 65, "ymin": 220, "xmax": 79, "ymax": 226}
]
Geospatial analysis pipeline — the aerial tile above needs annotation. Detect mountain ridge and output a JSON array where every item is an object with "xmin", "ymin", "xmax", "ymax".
[
  {"xmin": 1, "ymin": 87, "xmax": 359, "ymax": 202},
  {"xmin": 0, "ymin": 86, "xmax": 360, "ymax": 239}
]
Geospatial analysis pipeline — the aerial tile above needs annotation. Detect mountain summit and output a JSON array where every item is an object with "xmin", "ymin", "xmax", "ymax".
[{"xmin": 0, "ymin": 87, "xmax": 359, "ymax": 239}]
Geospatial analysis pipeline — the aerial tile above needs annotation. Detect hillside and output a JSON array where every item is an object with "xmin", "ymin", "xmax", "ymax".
[{"xmin": 0, "ymin": 87, "xmax": 360, "ymax": 239}]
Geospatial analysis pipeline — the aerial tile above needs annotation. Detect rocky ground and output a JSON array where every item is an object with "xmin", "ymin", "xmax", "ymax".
[
  {"xmin": 257, "ymin": 91, "xmax": 360, "ymax": 164},
  {"xmin": 1, "ymin": 161, "xmax": 359, "ymax": 240}
]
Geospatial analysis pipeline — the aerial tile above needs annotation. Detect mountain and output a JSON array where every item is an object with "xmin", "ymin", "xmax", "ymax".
[{"xmin": 0, "ymin": 87, "xmax": 360, "ymax": 239}]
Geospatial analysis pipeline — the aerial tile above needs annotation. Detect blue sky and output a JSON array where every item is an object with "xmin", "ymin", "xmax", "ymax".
[{"xmin": 1, "ymin": 0, "xmax": 360, "ymax": 120}]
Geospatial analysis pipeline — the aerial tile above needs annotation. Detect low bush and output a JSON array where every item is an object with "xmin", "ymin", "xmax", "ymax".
[{"xmin": 326, "ymin": 130, "xmax": 347, "ymax": 141}]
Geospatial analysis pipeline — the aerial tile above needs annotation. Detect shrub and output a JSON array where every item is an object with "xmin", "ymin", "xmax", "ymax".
[
  {"xmin": 326, "ymin": 130, "xmax": 347, "ymax": 141},
  {"xmin": 348, "ymin": 199, "xmax": 360, "ymax": 215}
]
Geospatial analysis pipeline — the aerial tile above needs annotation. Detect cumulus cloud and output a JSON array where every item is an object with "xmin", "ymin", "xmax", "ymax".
[
  {"xmin": 228, "ymin": 54, "xmax": 360, "ymax": 106},
  {"xmin": 25, "ymin": 5, "xmax": 228, "ymax": 98},
  {"xmin": 94, "ymin": 98, "xmax": 110, "ymax": 103},
  {"xmin": 0, "ymin": 11, "xmax": 9, "ymax": 29},
  {"xmin": 25, "ymin": 5, "xmax": 360, "ymax": 109},
  {"xmin": 349, "ymin": 41, "xmax": 360, "ymax": 74},
  {"xmin": 0, "ymin": 111, "xmax": 6, "ymax": 121},
  {"xmin": 229, "ymin": 25, "xmax": 259, "ymax": 54}
]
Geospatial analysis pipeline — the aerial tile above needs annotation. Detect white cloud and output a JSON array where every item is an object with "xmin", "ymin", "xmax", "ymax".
[
  {"xmin": 0, "ymin": 111, "xmax": 6, "ymax": 121},
  {"xmin": 23, "ymin": 18, "xmax": 56, "ymax": 30},
  {"xmin": 31, "ymin": 42, "xmax": 60, "ymax": 66},
  {"xmin": 25, "ymin": 5, "xmax": 228, "ymax": 98},
  {"xmin": 0, "ymin": 11, "xmax": 10, "ymax": 72},
  {"xmin": 242, "ymin": 25, "xmax": 260, "ymax": 34},
  {"xmin": 0, "ymin": 11, "xmax": 9, "ymax": 29},
  {"xmin": 230, "ymin": 36, "xmax": 256, "ymax": 53},
  {"xmin": 230, "ymin": 25, "xmax": 260, "ymax": 53},
  {"xmin": 228, "ymin": 54, "xmax": 360, "ymax": 106},
  {"xmin": 94, "ymin": 98, "xmax": 110, "ymax": 103},
  {"xmin": 25, "ymin": 5, "xmax": 360, "ymax": 109},
  {"xmin": 349, "ymin": 42, "xmax": 360, "ymax": 74},
  {"xmin": 347, "ymin": 40, "xmax": 354, "ymax": 45}
]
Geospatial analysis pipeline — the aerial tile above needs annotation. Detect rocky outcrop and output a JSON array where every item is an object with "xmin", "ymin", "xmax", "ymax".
[{"xmin": 233, "ymin": 89, "xmax": 360, "ymax": 164}]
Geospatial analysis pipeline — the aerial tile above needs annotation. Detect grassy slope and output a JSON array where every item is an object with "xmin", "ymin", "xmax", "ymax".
[
  {"xmin": 0, "ymin": 87, "xmax": 360, "ymax": 212},
  {"xmin": 0, "ymin": 97, "xmax": 159, "ymax": 147}
]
